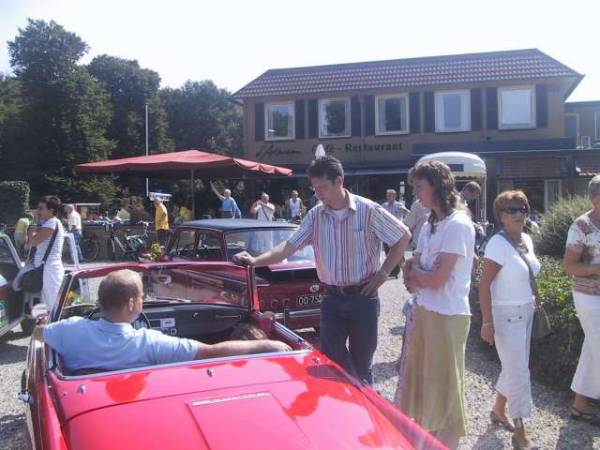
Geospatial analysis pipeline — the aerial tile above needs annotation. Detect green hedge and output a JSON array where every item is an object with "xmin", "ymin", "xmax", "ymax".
[
  {"xmin": 536, "ymin": 196, "xmax": 591, "ymax": 257},
  {"xmin": 0, "ymin": 181, "xmax": 30, "ymax": 225}
]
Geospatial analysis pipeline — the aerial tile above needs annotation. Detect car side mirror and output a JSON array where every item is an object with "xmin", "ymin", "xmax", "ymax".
[{"xmin": 31, "ymin": 303, "xmax": 48, "ymax": 320}]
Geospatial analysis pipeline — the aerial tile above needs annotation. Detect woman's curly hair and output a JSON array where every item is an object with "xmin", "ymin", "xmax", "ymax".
[{"xmin": 411, "ymin": 161, "xmax": 463, "ymax": 233}]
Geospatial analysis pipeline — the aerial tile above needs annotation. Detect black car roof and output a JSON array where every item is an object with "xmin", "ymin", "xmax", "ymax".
[{"xmin": 179, "ymin": 219, "xmax": 298, "ymax": 231}]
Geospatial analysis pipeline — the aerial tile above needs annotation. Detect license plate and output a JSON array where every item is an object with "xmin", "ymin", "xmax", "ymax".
[{"xmin": 296, "ymin": 294, "xmax": 323, "ymax": 307}]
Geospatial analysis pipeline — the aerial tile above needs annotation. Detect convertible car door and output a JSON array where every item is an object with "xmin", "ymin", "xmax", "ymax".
[{"xmin": 0, "ymin": 234, "xmax": 23, "ymax": 335}]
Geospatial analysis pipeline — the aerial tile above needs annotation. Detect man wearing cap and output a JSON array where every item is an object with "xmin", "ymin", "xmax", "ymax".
[{"xmin": 234, "ymin": 156, "xmax": 410, "ymax": 384}]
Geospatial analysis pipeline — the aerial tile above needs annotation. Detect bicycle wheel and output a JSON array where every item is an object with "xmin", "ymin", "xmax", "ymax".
[{"xmin": 81, "ymin": 238, "xmax": 99, "ymax": 261}]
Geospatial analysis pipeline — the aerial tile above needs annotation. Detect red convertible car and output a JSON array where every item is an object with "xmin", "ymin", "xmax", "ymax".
[
  {"xmin": 20, "ymin": 262, "xmax": 445, "ymax": 450},
  {"xmin": 165, "ymin": 220, "xmax": 324, "ymax": 330}
]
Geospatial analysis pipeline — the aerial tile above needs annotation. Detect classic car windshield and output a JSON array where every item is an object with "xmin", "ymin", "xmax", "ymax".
[
  {"xmin": 60, "ymin": 265, "xmax": 251, "ymax": 319},
  {"xmin": 225, "ymin": 229, "xmax": 315, "ymax": 262}
]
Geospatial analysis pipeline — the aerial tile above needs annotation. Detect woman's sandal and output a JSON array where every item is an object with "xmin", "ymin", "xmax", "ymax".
[
  {"xmin": 570, "ymin": 406, "xmax": 600, "ymax": 427},
  {"xmin": 490, "ymin": 410, "xmax": 515, "ymax": 432}
]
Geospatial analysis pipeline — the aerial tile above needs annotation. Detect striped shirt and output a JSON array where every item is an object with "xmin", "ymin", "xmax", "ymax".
[{"xmin": 287, "ymin": 191, "xmax": 408, "ymax": 286}]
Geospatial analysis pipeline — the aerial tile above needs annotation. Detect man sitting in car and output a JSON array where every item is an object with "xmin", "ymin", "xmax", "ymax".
[{"xmin": 33, "ymin": 269, "xmax": 290, "ymax": 372}]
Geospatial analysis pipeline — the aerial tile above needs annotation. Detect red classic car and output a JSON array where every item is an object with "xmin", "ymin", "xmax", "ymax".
[
  {"xmin": 165, "ymin": 219, "xmax": 324, "ymax": 330},
  {"xmin": 20, "ymin": 262, "xmax": 445, "ymax": 450}
]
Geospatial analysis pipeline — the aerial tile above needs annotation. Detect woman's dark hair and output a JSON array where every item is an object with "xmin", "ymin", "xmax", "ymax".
[
  {"xmin": 307, "ymin": 156, "xmax": 344, "ymax": 182},
  {"xmin": 39, "ymin": 195, "xmax": 61, "ymax": 216},
  {"xmin": 411, "ymin": 161, "xmax": 463, "ymax": 233}
]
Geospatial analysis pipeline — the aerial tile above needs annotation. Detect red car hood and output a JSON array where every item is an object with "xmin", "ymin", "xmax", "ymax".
[{"xmin": 52, "ymin": 354, "xmax": 417, "ymax": 449}]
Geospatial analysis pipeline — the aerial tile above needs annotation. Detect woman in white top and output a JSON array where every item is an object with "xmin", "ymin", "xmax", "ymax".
[
  {"xmin": 395, "ymin": 161, "xmax": 474, "ymax": 450},
  {"xmin": 563, "ymin": 174, "xmax": 600, "ymax": 427},
  {"xmin": 287, "ymin": 190, "xmax": 305, "ymax": 221},
  {"xmin": 27, "ymin": 196, "xmax": 65, "ymax": 311},
  {"xmin": 479, "ymin": 190, "xmax": 540, "ymax": 450}
]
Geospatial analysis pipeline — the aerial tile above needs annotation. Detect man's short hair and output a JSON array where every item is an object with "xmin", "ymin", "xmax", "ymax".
[
  {"xmin": 462, "ymin": 181, "xmax": 482, "ymax": 195},
  {"xmin": 386, "ymin": 189, "xmax": 397, "ymax": 196},
  {"xmin": 39, "ymin": 195, "xmax": 61, "ymax": 216},
  {"xmin": 307, "ymin": 155, "xmax": 344, "ymax": 182},
  {"xmin": 98, "ymin": 270, "xmax": 142, "ymax": 312}
]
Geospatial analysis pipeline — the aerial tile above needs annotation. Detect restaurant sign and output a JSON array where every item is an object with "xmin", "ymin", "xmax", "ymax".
[{"xmin": 256, "ymin": 141, "xmax": 404, "ymax": 160}]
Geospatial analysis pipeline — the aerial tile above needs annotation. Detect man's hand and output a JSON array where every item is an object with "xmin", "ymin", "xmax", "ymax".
[
  {"xmin": 360, "ymin": 270, "xmax": 387, "ymax": 297},
  {"xmin": 480, "ymin": 323, "xmax": 494, "ymax": 346},
  {"xmin": 266, "ymin": 340, "xmax": 292, "ymax": 352},
  {"xmin": 232, "ymin": 251, "xmax": 256, "ymax": 266}
]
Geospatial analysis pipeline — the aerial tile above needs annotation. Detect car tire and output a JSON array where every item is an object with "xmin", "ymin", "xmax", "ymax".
[{"xmin": 21, "ymin": 318, "xmax": 36, "ymax": 335}]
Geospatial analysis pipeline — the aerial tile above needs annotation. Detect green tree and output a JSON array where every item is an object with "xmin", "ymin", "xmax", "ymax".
[
  {"xmin": 0, "ymin": 74, "xmax": 24, "ymax": 173},
  {"xmin": 6, "ymin": 19, "xmax": 115, "ymax": 199},
  {"xmin": 88, "ymin": 55, "xmax": 172, "ymax": 158},
  {"xmin": 160, "ymin": 80, "xmax": 242, "ymax": 154}
]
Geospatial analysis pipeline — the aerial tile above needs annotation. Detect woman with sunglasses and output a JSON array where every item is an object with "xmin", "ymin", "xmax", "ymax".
[
  {"xmin": 479, "ymin": 190, "xmax": 539, "ymax": 450},
  {"xmin": 27, "ymin": 196, "xmax": 65, "ymax": 311},
  {"xmin": 563, "ymin": 174, "xmax": 600, "ymax": 427}
]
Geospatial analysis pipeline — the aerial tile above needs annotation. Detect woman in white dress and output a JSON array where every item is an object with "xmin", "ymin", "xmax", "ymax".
[
  {"xmin": 479, "ymin": 190, "xmax": 540, "ymax": 449},
  {"xmin": 28, "ymin": 196, "xmax": 65, "ymax": 311},
  {"xmin": 563, "ymin": 175, "xmax": 600, "ymax": 427}
]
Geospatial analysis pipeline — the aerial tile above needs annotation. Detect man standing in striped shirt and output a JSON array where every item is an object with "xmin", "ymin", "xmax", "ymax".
[{"xmin": 234, "ymin": 156, "xmax": 410, "ymax": 384}]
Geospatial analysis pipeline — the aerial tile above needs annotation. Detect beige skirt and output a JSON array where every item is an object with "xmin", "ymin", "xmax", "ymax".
[{"xmin": 394, "ymin": 305, "xmax": 470, "ymax": 437}]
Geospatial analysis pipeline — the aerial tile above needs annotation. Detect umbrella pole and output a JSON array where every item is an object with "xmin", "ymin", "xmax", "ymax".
[{"xmin": 191, "ymin": 169, "xmax": 195, "ymax": 219}]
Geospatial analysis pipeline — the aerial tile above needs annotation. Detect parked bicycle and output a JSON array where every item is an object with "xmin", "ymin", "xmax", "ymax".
[
  {"xmin": 80, "ymin": 234, "xmax": 100, "ymax": 261},
  {"xmin": 105, "ymin": 220, "xmax": 151, "ymax": 261}
]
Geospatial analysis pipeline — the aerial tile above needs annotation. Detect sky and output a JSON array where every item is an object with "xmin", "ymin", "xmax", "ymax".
[{"xmin": 0, "ymin": 0, "xmax": 598, "ymax": 101}]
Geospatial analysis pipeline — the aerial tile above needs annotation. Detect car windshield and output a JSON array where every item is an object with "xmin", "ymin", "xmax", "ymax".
[
  {"xmin": 225, "ymin": 229, "xmax": 315, "ymax": 262},
  {"xmin": 60, "ymin": 264, "xmax": 251, "ymax": 320}
]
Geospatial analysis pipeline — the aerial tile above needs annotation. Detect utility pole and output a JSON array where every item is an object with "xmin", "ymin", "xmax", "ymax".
[{"xmin": 145, "ymin": 102, "xmax": 149, "ymax": 196}]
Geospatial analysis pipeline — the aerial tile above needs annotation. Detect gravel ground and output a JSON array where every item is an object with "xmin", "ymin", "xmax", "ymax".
[{"xmin": 1, "ymin": 277, "xmax": 599, "ymax": 449}]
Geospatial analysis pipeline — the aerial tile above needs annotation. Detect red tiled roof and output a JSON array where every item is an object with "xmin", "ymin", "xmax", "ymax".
[{"xmin": 234, "ymin": 49, "xmax": 581, "ymax": 99}]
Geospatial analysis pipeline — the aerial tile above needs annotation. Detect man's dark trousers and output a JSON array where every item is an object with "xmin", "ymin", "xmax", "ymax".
[{"xmin": 320, "ymin": 290, "xmax": 380, "ymax": 384}]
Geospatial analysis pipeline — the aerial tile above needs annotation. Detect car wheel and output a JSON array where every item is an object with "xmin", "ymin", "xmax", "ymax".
[{"xmin": 21, "ymin": 318, "xmax": 36, "ymax": 335}]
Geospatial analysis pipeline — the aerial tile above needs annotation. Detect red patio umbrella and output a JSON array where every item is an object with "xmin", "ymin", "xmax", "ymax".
[{"xmin": 75, "ymin": 150, "xmax": 292, "ymax": 216}]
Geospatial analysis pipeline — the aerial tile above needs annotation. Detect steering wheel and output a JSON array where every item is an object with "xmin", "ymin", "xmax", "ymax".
[{"xmin": 86, "ymin": 308, "xmax": 151, "ymax": 330}]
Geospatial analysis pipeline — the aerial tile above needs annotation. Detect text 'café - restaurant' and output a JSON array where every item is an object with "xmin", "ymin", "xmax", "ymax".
[{"xmin": 233, "ymin": 49, "xmax": 600, "ymax": 217}]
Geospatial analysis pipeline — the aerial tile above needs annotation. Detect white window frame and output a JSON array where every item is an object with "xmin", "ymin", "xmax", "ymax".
[
  {"xmin": 375, "ymin": 93, "xmax": 410, "ymax": 135},
  {"xmin": 318, "ymin": 98, "xmax": 351, "ymax": 138},
  {"xmin": 264, "ymin": 102, "xmax": 295, "ymax": 141},
  {"xmin": 544, "ymin": 179, "xmax": 562, "ymax": 212},
  {"xmin": 594, "ymin": 111, "xmax": 600, "ymax": 141},
  {"xmin": 565, "ymin": 112, "xmax": 580, "ymax": 141},
  {"xmin": 498, "ymin": 85, "xmax": 536, "ymax": 130},
  {"xmin": 434, "ymin": 90, "xmax": 471, "ymax": 133}
]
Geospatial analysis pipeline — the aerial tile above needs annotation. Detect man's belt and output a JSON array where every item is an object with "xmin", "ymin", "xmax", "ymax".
[{"xmin": 325, "ymin": 281, "xmax": 369, "ymax": 296}]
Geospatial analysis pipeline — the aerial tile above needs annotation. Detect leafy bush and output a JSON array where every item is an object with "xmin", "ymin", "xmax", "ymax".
[
  {"xmin": 530, "ymin": 256, "xmax": 583, "ymax": 389},
  {"xmin": 536, "ymin": 196, "xmax": 591, "ymax": 257},
  {"xmin": 0, "ymin": 181, "xmax": 30, "ymax": 225}
]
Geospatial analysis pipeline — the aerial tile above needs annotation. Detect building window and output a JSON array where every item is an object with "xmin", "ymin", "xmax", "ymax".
[
  {"xmin": 319, "ymin": 98, "xmax": 350, "ymax": 138},
  {"xmin": 544, "ymin": 179, "xmax": 561, "ymax": 212},
  {"xmin": 376, "ymin": 94, "xmax": 409, "ymax": 135},
  {"xmin": 265, "ymin": 102, "xmax": 295, "ymax": 140},
  {"xmin": 595, "ymin": 112, "xmax": 600, "ymax": 141},
  {"xmin": 434, "ymin": 90, "xmax": 470, "ymax": 132},
  {"xmin": 498, "ymin": 86, "xmax": 535, "ymax": 129}
]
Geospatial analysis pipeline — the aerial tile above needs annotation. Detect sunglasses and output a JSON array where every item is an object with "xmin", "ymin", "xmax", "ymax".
[{"xmin": 501, "ymin": 206, "xmax": 529, "ymax": 215}]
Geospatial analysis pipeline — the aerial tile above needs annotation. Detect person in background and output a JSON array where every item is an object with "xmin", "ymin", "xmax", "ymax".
[
  {"xmin": 394, "ymin": 161, "xmax": 474, "ymax": 449},
  {"xmin": 404, "ymin": 168, "xmax": 431, "ymax": 250},
  {"xmin": 381, "ymin": 189, "xmax": 408, "ymax": 277},
  {"xmin": 179, "ymin": 205, "xmax": 193, "ymax": 222},
  {"xmin": 382, "ymin": 189, "xmax": 409, "ymax": 221},
  {"xmin": 252, "ymin": 192, "xmax": 275, "ymax": 222},
  {"xmin": 14, "ymin": 212, "xmax": 33, "ymax": 257},
  {"xmin": 563, "ymin": 174, "xmax": 600, "ymax": 427},
  {"xmin": 65, "ymin": 204, "xmax": 84, "ymax": 262},
  {"xmin": 153, "ymin": 197, "xmax": 169, "ymax": 245},
  {"xmin": 27, "ymin": 196, "xmax": 65, "ymax": 311},
  {"xmin": 210, "ymin": 182, "xmax": 241, "ymax": 219},
  {"xmin": 286, "ymin": 190, "xmax": 306, "ymax": 221},
  {"xmin": 479, "ymin": 190, "xmax": 539, "ymax": 449}
]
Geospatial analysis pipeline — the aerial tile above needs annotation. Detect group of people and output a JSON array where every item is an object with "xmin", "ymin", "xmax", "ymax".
[{"xmin": 21, "ymin": 155, "xmax": 600, "ymax": 449}]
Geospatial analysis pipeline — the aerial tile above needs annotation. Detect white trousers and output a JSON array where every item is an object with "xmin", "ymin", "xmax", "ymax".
[
  {"xmin": 42, "ymin": 262, "xmax": 64, "ymax": 312},
  {"xmin": 572, "ymin": 291, "xmax": 600, "ymax": 399},
  {"xmin": 492, "ymin": 303, "xmax": 534, "ymax": 418}
]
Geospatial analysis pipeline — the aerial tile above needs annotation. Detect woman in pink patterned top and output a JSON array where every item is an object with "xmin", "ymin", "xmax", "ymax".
[{"xmin": 563, "ymin": 174, "xmax": 600, "ymax": 427}]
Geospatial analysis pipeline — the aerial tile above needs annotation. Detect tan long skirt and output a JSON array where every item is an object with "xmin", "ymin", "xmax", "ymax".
[{"xmin": 394, "ymin": 305, "xmax": 470, "ymax": 437}]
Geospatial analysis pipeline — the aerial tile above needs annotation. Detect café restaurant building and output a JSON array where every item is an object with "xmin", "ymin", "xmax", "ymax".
[{"xmin": 233, "ymin": 49, "xmax": 600, "ymax": 216}]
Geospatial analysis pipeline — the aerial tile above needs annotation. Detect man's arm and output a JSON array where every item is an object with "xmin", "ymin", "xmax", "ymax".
[
  {"xmin": 194, "ymin": 339, "xmax": 291, "ymax": 360},
  {"xmin": 361, "ymin": 232, "xmax": 411, "ymax": 296},
  {"xmin": 233, "ymin": 240, "xmax": 297, "ymax": 267},
  {"xmin": 210, "ymin": 182, "xmax": 224, "ymax": 200}
]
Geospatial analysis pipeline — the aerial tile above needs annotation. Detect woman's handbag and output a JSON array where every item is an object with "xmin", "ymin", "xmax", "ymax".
[
  {"xmin": 19, "ymin": 226, "xmax": 59, "ymax": 293},
  {"xmin": 499, "ymin": 232, "xmax": 552, "ymax": 341}
]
